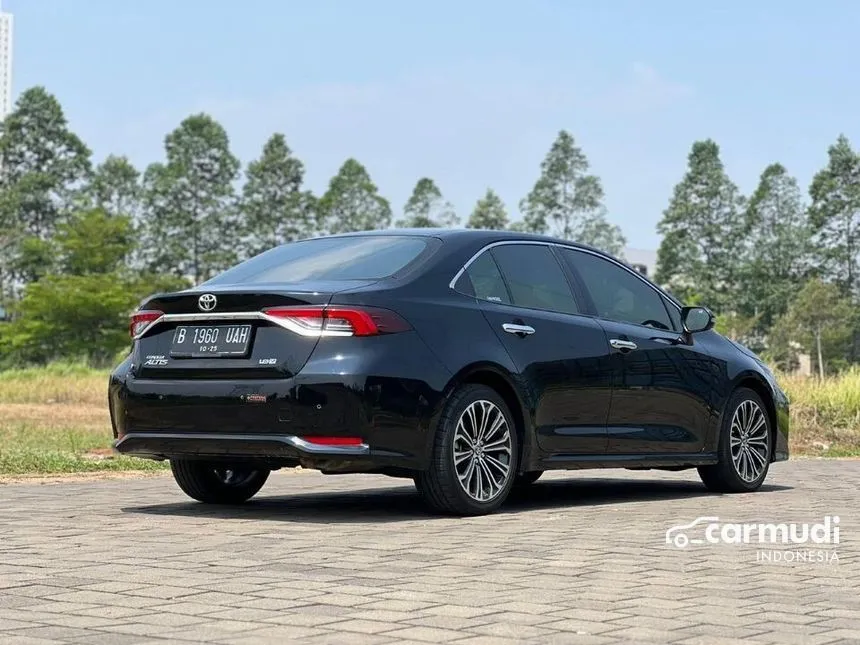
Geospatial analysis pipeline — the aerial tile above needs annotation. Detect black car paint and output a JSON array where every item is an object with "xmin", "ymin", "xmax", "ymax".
[
  {"xmin": 478, "ymin": 301, "xmax": 612, "ymax": 455},
  {"xmin": 597, "ymin": 317, "xmax": 719, "ymax": 456},
  {"xmin": 110, "ymin": 229, "xmax": 789, "ymax": 476}
]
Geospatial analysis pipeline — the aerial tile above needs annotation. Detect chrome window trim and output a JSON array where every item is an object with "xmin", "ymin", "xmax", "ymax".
[
  {"xmin": 448, "ymin": 240, "xmax": 682, "ymax": 313},
  {"xmin": 132, "ymin": 311, "xmax": 353, "ymax": 341}
]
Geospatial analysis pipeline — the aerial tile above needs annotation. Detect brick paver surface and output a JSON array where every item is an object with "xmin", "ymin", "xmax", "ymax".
[{"xmin": 0, "ymin": 460, "xmax": 857, "ymax": 644}]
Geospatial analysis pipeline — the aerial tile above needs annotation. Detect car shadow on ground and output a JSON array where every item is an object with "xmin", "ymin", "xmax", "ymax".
[{"xmin": 123, "ymin": 476, "xmax": 793, "ymax": 524}]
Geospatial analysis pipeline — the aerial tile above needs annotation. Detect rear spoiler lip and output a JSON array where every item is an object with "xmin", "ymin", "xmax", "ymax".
[{"xmin": 140, "ymin": 279, "xmax": 381, "ymax": 308}]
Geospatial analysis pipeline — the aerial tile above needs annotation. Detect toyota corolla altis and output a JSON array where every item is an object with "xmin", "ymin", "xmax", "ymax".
[{"xmin": 110, "ymin": 230, "xmax": 789, "ymax": 515}]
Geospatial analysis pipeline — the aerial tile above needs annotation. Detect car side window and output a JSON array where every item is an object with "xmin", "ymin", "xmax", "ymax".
[
  {"xmin": 560, "ymin": 249, "xmax": 673, "ymax": 330},
  {"xmin": 454, "ymin": 251, "xmax": 512, "ymax": 304},
  {"xmin": 664, "ymin": 296, "xmax": 682, "ymax": 330},
  {"xmin": 490, "ymin": 245, "xmax": 579, "ymax": 314}
]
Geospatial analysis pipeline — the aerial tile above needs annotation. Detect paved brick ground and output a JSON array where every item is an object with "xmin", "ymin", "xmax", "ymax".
[{"xmin": 0, "ymin": 460, "xmax": 857, "ymax": 645}]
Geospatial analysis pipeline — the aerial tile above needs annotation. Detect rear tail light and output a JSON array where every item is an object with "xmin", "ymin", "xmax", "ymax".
[
  {"xmin": 263, "ymin": 306, "xmax": 410, "ymax": 337},
  {"xmin": 129, "ymin": 310, "xmax": 163, "ymax": 338}
]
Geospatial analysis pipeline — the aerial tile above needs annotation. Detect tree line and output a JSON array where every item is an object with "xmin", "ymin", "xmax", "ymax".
[
  {"xmin": 0, "ymin": 85, "xmax": 857, "ymax": 373},
  {"xmin": 655, "ymin": 139, "xmax": 859, "ymax": 375}
]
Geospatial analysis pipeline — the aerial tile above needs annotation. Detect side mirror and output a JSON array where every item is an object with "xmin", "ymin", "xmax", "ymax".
[{"xmin": 681, "ymin": 306, "xmax": 715, "ymax": 334}]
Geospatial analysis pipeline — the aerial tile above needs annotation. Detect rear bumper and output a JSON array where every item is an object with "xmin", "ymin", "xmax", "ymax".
[
  {"xmin": 115, "ymin": 432, "xmax": 368, "ymax": 457},
  {"xmin": 112, "ymin": 432, "xmax": 406, "ymax": 472},
  {"xmin": 108, "ymin": 331, "xmax": 453, "ymax": 473},
  {"xmin": 109, "ymin": 376, "xmax": 440, "ymax": 471}
]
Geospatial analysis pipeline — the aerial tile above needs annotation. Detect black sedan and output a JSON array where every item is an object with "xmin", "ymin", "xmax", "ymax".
[{"xmin": 110, "ymin": 229, "xmax": 789, "ymax": 515}]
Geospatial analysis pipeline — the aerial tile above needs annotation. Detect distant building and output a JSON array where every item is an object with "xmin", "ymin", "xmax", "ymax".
[
  {"xmin": 0, "ymin": 0, "xmax": 11, "ymax": 120},
  {"xmin": 623, "ymin": 247, "xmax": 657, "ymax": 278}
]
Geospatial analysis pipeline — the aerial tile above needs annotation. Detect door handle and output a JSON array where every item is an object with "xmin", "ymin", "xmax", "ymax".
[
  {"xmin": 610, "ymin": 338, "xmax": 638, "ymax": 351},
  {"xmin": 502, "ymin": 323, "xmax": 536, "ymax": 336}
]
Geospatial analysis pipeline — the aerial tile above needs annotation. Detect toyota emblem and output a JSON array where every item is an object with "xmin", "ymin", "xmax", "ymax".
[{"xmin": 198, "ymin": 293, "xmax": 217, "ymax": 312}]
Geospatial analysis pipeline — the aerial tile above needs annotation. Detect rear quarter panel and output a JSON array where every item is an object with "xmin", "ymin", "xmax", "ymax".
[{"xmin": 332, "ymin": 285, "xmax": 529, "ymax": 460}]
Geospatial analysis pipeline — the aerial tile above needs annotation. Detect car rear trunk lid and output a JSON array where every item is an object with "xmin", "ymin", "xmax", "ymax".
[{"xmin": 133, "ymin": 281, "xmax": 375, "ymax": 379}]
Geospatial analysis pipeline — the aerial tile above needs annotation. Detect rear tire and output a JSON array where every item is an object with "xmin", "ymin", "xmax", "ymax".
[
  {"xmin": 170, "ymin": 460, "xmax": 270, "ymax": 504},
  {"xmin": 698, "ymin": 387, "xmax": 771, "ymax": 493},
  {"xmin": 416, "ymin": 384, "xmax": 518, "ymax": 516}
]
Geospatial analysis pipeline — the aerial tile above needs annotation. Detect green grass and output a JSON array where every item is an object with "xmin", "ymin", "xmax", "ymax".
[
  {"xmin": 779, "ymin": 369, "xmax": 860, "ymax": 426},
  {"xmin": 0, "ymin": 362, "xmax": 858, "ymax": 475},
  {"xmin": 0, "ymin": 418, "xmax": 166, "ymax": 474},
  {"xmin": 0, "ymin": 363, "xmax": 165, "ymax": 475},
  {"xmin": 0, "ymin": 362, "xmax": 107, "ymax": 406},
  {"xmin": 778, "ymin": 368, "xmax": 860, "ymax": 457},
  {"xmin": 0, "ymin": 450, "xmax": 167, "ymax": 475}
]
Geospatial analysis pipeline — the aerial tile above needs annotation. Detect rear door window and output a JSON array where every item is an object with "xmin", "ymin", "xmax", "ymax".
[
  {"xmin": 490, "ymin": 245, "xmax": 579, "ymax": 314},
  {"xmin": 454, "ymin": 252, "xmax": 511, "ymax": 304}
]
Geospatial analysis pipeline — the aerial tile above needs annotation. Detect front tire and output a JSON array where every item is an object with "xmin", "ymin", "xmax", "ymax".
[
  {"xmin": 416, "ymin": 384, "xmax": 518, "ymax": 516},
  {"xmin": 170, "ymin": 460, "xmax": 270, "ymax": 504},
  {"xmin": 698, "ymin": 388, "xmax": 771, "ymax": 493}
]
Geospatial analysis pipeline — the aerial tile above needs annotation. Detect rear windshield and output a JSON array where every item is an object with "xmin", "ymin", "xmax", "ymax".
[{"xmin": 203, "ymin": 236, "xmax": 432, "ymax": 285}]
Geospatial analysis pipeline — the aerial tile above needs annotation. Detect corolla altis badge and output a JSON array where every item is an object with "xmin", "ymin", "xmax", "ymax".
[{"xmin": 198, "ymin": 293, "xmax": 217, "ymax": 312}]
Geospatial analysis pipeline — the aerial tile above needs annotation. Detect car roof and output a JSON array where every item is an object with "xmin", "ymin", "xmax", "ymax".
[
  {"xmin": 321, "ymin": 227, "xmax": 600, "ymax": 252},
  {"xmin": 322, "ymin": 229, "xmax": 682, "ymax": 308}
]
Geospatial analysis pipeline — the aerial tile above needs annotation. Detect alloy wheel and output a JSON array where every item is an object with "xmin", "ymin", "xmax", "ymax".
[
  {"xmin": 729, "ymin": 400, "xmax": 769, "ymax": 483},
  {"xmin": 213, "ymin": 467, "xmax": 259, "ymax": 487},
  {"xmin": 452, "ymin": 400, "xmax": 513, "ymax": 502}
]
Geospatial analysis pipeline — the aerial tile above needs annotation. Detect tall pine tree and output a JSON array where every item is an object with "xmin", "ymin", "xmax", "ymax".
[
  {"xmin": 0, "ymin": 87, "xmax": 91, "ymax": 293},
  {"xmin": 467, "ymin": 189, "xmax": 508, "ymax": 230},
  {"xmin": 240, "ymin": 133, "xmax": 315, "ymax": 258},
  {"xmin": 0, "ymin": 87, "xmax": 92, "ymax": 237},
  {"xmin": 397, "ymin": 177, "xmax": 457, "ymax": 228},
  {"xmin": 742, "ymin": 163, "xmax": 810, "ymax": 332},
  {"xmin": 519, "ymin": 130, "xmax": 625, "ymax": 254},
  {"xmin": 140, "ymin": 114, "xmax": 240, "ymax": 283},
  {"xmin": 655, "ymin": 140, "xmax": 746, "ymax": 311},
  {"xmin": 318, "ymin": 159, "xmax": 391, "ymax": 234},
  {"xmin": 808, "ymin": 135, "xmax": 860, "ymax": 362},
  {"xmin": 88, "ymin": 155, "xmax": 141, "ymax": 219},
  {"xmin": 808, "ymin": 135, "xmax": 860, "ymax": 299}
]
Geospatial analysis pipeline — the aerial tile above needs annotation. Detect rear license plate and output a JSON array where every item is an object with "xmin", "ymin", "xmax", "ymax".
[{"xmin": 170, "ymin": 325, "xmax": 253, "ymax": 358}]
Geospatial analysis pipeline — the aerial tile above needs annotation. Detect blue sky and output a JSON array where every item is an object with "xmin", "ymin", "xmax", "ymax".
[{"xmin": 7, "ymin": 0, "xmax": 860, "ymax": 249}]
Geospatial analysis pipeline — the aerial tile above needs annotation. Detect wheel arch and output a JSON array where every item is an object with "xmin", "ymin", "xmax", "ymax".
[
  {"xmin": 441, "ymin": 363, "xmax": 534, "ymax": 474},
  {"xmin": 732, "ymin": 373, "xmax": 779, "ymax": 462}
]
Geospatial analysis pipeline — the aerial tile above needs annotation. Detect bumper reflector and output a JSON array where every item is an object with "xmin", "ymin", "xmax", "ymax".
[{"xmin": 301, "ymin": 436, "xmax": 364, "ymax": 446}]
